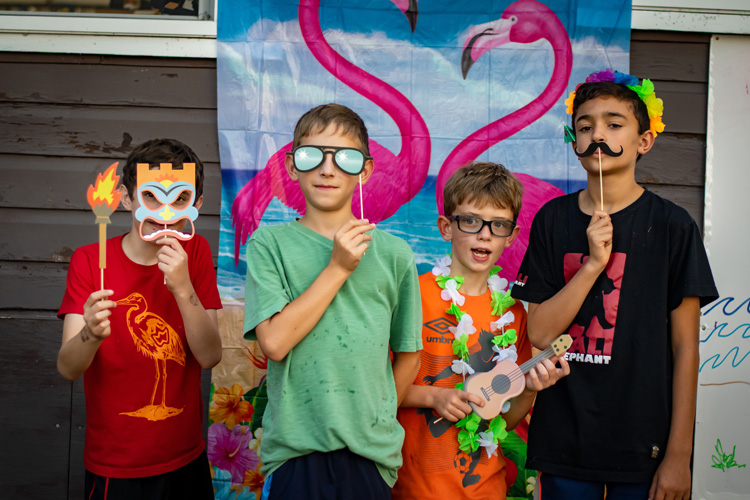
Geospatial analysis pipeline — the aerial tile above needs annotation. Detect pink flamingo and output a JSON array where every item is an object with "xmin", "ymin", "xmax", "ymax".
[
  {"xmin": 231, "ymin": 0, "xmax": 430, "ymax": 264},
  {"xmin": 437, "ymin": 0, "xmax": 572, "ymax": 283}
]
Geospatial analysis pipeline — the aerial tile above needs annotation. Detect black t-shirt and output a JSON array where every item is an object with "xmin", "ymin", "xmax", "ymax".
[{"xmin": 511, "ymin": 189, "xmax": 718, "ymax": 482}]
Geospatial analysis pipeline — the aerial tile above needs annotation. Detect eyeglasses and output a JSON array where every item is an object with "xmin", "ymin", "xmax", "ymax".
[
  {"xmin": 447, "ymin": 215, "xmax": 517, "ymax": 237},
  {"xmin": 287, "ymin": 145, "xmax": 371, "ymax": 176}
]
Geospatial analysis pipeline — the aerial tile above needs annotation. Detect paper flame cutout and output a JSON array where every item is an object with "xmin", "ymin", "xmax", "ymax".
[{"xmin": 87, "ymin": 163, "xmax": 122, "ymax": 220}]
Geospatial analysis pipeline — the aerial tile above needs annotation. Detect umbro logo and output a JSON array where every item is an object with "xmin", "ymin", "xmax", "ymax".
[{"xmin": 423, "ymin": 318, "xmax": 456, "ymax": 344}]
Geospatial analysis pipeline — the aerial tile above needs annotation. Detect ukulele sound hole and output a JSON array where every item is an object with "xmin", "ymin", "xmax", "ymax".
[{"xmin": 491, "ymin": 374, "xmax": 511, "ymax": 395}]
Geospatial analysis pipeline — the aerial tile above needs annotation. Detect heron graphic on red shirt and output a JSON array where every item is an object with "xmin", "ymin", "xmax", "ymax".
[{"xmin": 117, "ymin": 292, "xmax": 185, "ymax": 421}]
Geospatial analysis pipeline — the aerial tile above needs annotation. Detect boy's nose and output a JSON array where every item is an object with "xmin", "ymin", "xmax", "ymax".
[
  {"xmin": 318, "ymin": 154, "xmax": 336, "ymax": 176},
  {"xmin": 477, "ymin": 224, "xmax": 493, "ymax": 239},
  {"xmin": 592, "ymin": 125, "xmax": 607, "ymax": 143}
]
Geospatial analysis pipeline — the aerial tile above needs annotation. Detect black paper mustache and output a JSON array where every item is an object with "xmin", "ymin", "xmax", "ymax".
[{"xmin": 574, "ymin": 141, "xmax": 624, "ymax": 158}]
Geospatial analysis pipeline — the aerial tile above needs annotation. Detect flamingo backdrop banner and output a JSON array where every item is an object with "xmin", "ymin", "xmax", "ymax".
[{"xmin": 210, "ymin": 0, "xmax": 631, "ymax": 498}]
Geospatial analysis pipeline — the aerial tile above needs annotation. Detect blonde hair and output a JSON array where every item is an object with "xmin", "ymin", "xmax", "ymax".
[
  {"xmin": 292, "ymin": 103, "xmax": 369, "ymax": 154},
  {"xmin": 443, "ymin": 162, "xmax": 523, "ymax": 219}
]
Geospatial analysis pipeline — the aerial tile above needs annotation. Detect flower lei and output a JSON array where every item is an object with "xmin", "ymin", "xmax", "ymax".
[
  {"xmin": 432, "ymin": 255, "xmax": 519, "ymax": 458},
  {"xmin": 563, "ymin": 68, "xmax": 665, "ymax": 142}
]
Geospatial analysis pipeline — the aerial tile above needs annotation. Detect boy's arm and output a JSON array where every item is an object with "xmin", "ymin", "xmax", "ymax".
[
  {"xmin": 158, "ymin": 238, "xmax": 222, "ymax": 369},
  {"xmin": 391, "ymin": 351, "xmax": 421, "ymax": 406},
  {"xmin": 649, "ymin": 296, "xmax": 700, "ymax": 500},
  {"xmin": 527, "ymin": 210, "xmax": 612, "ymax": 347},
  {"xmin": 255, "ymin": 220, "xmax": 375, "ymax": 362},
  {"xmin": 503, "ymin": 355, "xmax": 570, "ymax": 430},
  {"xmin": 58, "ymin": 289, "xmax": 117, "ymax": 381}
]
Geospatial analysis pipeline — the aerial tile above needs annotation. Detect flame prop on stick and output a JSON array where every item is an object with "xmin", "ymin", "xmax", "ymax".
[{"xmin": 86, "ymin": 163, "xmax": 121, "ymax": 290}]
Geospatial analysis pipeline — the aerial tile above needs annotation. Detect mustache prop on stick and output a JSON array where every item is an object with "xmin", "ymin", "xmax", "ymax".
[{"xmin": 574, "ymin": 142, "xmax": 623, "ymax": 211}]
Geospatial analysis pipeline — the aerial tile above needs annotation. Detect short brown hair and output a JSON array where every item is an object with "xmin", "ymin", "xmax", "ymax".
[
  {"xmin": 443, "ymin": 162, "xmax": 523, "ymax": 220},
  {"xmin": 122, "ymin": 138, "xmax": 204, "ymax": 201},
  {"xmin": 292, "ymin": 103, "xmax": 370, "ymax": 154}
]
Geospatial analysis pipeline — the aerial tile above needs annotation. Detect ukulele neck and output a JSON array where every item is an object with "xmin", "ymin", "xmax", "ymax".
[{"xmin": 518, "ymin": 344, "xmax": 557, "ymax": 375}]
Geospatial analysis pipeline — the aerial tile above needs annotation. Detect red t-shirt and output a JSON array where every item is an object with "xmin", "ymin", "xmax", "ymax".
[
  {"xmin": 393, "ymin": 272, "xmax": 530, "ymax": 500},
  {"xmin": 58, "ymin": 234, "xmax": 221, "ymax": 478}
]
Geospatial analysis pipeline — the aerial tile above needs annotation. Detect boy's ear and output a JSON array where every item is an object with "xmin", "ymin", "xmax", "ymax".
[
  {"xmin": 359, "ymin": 158, "xmax": 375, "ymax": 185},
  {"xmin": 503, "ymin": 224, "xmax": 521, "ymax": 248},
  {"xmin": 284, "ymin": 153, "xmax": 299, "ymax": 181},
  {"xmin": 194, "ymin": 195, "xmax": 204, "ymax": 211},
  {"xmin": 436, "ymin": 215, "xmax": 453, "ymax": 242},
  {"xmin": 637, "ymin": 129, "xmax": 656, "ymax": 155},
  {"xmin": 119, "ymin": 184, "xmax": 134, "ymax": 210}
]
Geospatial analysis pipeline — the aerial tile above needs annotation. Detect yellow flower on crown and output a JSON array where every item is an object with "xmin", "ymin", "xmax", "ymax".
[
  {"xmin": 650, "ymin": 115, "xmax": 665, "ymax": 137},
  {"xmin": 564, "ymin": 91, "xmax": 576, "ymax": 115}
]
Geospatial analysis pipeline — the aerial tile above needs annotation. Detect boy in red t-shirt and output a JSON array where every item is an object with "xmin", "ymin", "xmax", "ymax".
[
  {"xmin": 57, "ymin": 139, "xmax": 222, "ymax": 500},
  {"xmin": 394, "ymin": 162, "xmax": 570, "ymax": 499}
]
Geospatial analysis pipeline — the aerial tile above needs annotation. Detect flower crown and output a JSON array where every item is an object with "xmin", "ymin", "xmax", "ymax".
[{"xmin": 563, "ymin": 68, "xmax": 665, "ymax": 144}]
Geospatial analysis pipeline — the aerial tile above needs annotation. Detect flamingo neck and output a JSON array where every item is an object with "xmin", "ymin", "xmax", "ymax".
[
  {"xmin": 445, "ymin": 22, "xmax": 573, "ymax": 170},
  {"xmin": 298, "ymin": 0, "xmax": 429, "ymax": 148}
]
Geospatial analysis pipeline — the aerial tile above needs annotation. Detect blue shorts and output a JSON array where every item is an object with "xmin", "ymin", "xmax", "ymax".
[
  {"xmin": 536, "ymin": 472, "xmax": 651, "ymax": 500},
  {"xmin": 84, "ymin": 449, "xmax": 213, "ymax": 500},
  {"xmin": 262, "ymin": 448, "xmax": 390, "ymax": 500}
]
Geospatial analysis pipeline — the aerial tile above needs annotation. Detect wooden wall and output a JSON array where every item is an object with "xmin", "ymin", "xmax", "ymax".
[
  {"xmin": 0, "ymin": 53, "xmax": 220, "ymax": 499},
  {"xmin": 0, "ymin": 30, "xmax": 710, "ymax": 499}
]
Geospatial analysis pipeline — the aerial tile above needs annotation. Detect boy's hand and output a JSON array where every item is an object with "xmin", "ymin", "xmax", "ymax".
[
  {"xmin": 330, "ymin": 219, "xmax": 375, "ymax": 273},
  {"xmin": 156, "ymin": 237, "xmax": 192, "ymax": 296},
  {"xmin": 433, "ymin": 387, "xmax": 484, "ymax": 422},
  {"xmin": 525, "ymin": 354, "xmax": 570, "ymax": 392},
  {"xmin": 586, "ymin": 210, "xmax": 613, "ymax": 273},
  {"xmin": 82, "ymin": 289, "xmax": 117, "ymax": 342},
  {"xmin": 649, "ymin": 453, "xmax": 691, "ymax": 500}
]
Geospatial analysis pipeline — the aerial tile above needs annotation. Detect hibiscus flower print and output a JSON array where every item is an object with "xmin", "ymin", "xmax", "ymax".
[
  {"xmin": 211, "ymin": 384, "xmax": 255, "ymax": 428},
  {"xmin": 208, "ymin": 423, "xmax": 259, "ymax": 483}
]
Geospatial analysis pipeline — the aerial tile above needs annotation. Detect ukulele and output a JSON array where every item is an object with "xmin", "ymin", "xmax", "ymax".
[{"xmin": 463, "ymin": 334, "xmax": 572, "ymax": 420}]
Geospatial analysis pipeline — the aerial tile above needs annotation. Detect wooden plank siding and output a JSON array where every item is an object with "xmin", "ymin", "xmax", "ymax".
[
  {"xmin": 0, "ymin": 30, "xmax": 710, "ymax": 499},
  {"xmin": 0, "ymin": 52, "xmax": 221, "ymax": 500}
]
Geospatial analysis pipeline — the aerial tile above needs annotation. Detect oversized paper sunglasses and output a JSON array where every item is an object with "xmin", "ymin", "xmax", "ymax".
[{"xmin": 287, "ymin": 145, "xmax": 371, "ymax": 175}]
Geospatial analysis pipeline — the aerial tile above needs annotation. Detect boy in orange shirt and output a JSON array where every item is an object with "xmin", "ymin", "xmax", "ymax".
[{"xmin": 394, "ymin": 162, "xmax": 569, "ymax": 499}]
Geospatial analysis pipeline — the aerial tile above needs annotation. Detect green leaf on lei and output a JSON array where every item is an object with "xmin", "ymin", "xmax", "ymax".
[
  {"xmin": 488, "ymin": 415, "xmax": 508, "ymax": 442},
  {"xmin": 446, "ymin": 303, "xmax": 464, "ymax": 321},
  {"xmin": 489, "ymin": 265, "xmax": 502, "ymax": 277},
  {"xmin": 492, "ymin": 328, "xmax": 517, "ymax": 348},
  {"xmin": 491, "ymin": 289, "xmax": 516, "ymax": 316},
  {"xmin": 435, "ymin": 275, "xmax": 464, "ymax": 290},
  {"xmin": 454, "ymin": 382, "xmax": 464, "ymax": 391},
  {"xmin": 457, "ymin": 429, "xmax": 477, "ymax": 453},
  {"xmin": 452, "ymin": 334, "xmax": 469, "ymax": 358}
]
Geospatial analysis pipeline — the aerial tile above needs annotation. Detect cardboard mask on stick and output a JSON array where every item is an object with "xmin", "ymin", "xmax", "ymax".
[{"xmin": 135, "ymin": 162, "xmax": 199, "ymax": 241}]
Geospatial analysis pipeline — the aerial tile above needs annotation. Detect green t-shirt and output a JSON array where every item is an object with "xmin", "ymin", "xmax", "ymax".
[{"xmin": 243, "ymin": 220, "xmax": 422, "ymax": 486}]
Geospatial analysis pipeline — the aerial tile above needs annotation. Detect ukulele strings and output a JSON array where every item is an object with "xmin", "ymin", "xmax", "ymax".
[{"xmin": 481, "ymin": 345, "xmax": 557, "ymax": 397}]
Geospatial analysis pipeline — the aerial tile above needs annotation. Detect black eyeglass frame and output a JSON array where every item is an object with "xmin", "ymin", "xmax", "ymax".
[
  {"xmin": 286, "ymin": 145, "xmax": 372, "ymax": 176},
  {"xmin": 447, "ymin": 214, "xmax": 517, "ymax": 237}
]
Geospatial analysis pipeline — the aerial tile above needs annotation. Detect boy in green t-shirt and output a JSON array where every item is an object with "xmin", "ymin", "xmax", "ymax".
[{"xmin": 243, "ymin": 103, "xmax": 422, "ymax": 499}]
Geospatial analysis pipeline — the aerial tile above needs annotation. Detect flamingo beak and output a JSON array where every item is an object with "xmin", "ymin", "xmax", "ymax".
[
  {"xmin": 461, "ymin": 17, "xmax": 514, "ymax": 79},
  {"xmin": 390, "ymin": 0, "xmax": 419, "ymax": 32}
]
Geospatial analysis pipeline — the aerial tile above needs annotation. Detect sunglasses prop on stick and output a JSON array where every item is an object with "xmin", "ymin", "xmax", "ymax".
[
  {"xmin": 135, "ymin": 162, "xmax": 199, "ymax": 242},
  {"xmin": 86, "ymin": 163, "xmax": 122, "ymax": 291},
  {"xmin": 288, "ymin": 145, "xmax": 371, "ymax": 219}
]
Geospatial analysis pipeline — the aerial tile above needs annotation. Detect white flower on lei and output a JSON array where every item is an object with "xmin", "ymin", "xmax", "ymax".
[
  {"xmin": 492, "ymin": 344, "xmax": 518, "ymax": 364},
  {"xmin": 450, "ymin": 359, "xmax": 475, "ymax": 376},
  {"xmin": 476, "ymin": 431, "xmax": 499, "ymax": 458},
  {"xmin": 440, "ymin": 278, "xmax": 465, "ymax": 306},
  {"xmin": 448, "ymin": 313, "xmax": 476, "ymax": 339},
  {"xmin": 502, "ymin": 401, "xmax": 512, "ymax": 413},
  {"xmin": 490, "ymin": 310, "xmax": 515, "ymax": 332},
  {"xmin": 487, "ymin": 274, "xmax": 509, "ymax": 293},
  {"xmin": 432, "ymin": 255, "xmax": 452, "ymax": 276}
]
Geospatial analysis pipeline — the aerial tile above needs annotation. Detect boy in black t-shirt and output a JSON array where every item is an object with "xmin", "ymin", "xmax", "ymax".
[{"xmin": 512, "ymin": 70, "xmax": 718, "ymax": 499}]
